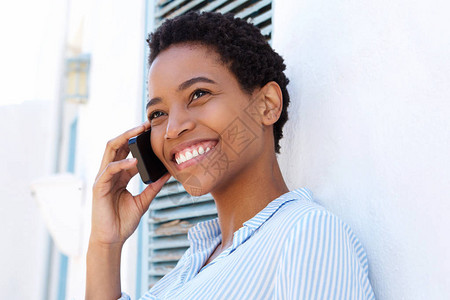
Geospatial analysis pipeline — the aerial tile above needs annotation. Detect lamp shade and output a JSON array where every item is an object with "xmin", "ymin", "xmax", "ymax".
[{"xmin": 65, "ymin": 54, "xmax": 90, "ymax": 104}]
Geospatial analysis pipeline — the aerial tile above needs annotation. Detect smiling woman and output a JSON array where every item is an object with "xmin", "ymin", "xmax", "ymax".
[
  {"xmin": 86, "ymin": 11, "xmax": 375, "ymax": 300},
  {"xmin": 146, "ymin": 43, "xmax": 284, "ymax": 196}
]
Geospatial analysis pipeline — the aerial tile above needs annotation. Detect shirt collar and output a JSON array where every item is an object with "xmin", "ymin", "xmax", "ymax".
[
  {"xmin": 243, "ymin": 187, "xmax": 314, "ymax": 230},
  {"xmin": 187, "ymin": 188, "xmax": 314, "ymax": 247}
]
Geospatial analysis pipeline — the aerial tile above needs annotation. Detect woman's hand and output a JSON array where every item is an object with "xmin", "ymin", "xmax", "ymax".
[{"xmin": 90, "ymin": 121, "xmax": 170, "ymax": 247}]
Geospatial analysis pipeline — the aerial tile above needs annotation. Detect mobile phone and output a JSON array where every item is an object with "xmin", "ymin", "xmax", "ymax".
[{"xmin": 128, "ymin": 129, "xmax": 168, "ymax": 184}]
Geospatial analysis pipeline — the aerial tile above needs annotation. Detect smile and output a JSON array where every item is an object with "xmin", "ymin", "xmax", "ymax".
[{"xmin": 173, "ymin": 140, "xmax": 218, "ymax": 166}]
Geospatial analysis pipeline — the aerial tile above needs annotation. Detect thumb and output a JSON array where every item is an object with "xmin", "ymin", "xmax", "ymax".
[{"xmin": 138, "ymin": 173, "xmax": 171, "ymax": 211}]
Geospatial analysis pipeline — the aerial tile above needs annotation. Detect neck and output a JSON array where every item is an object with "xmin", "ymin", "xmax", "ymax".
[{"xmin": 210, "ymin": 151, "xmax": 289, "ymax": 250}]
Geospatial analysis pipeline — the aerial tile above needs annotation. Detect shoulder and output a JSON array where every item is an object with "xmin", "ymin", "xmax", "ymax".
[
  {"xmin": 271, "ymin": 189, "xmax": 375, "ymax": 299},
  {"xmin": 274, "ymin": 188, "xmax": 370, "ymax": 274},
  {"xmin": 270, "ymin": 188, "xmax": 330, "ymax": 232},
  {"xmin": 274, "ymin": 188, "xmax": 353, "ymax": 235}
]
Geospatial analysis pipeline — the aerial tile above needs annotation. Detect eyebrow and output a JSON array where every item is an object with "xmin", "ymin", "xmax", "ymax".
[
  {"xmin": 146, "ymin": 97, "xmax": 162, "ymax": 110},
  {"xmin": 178, "ymin": 76, "xmax": 216, "ymax": 91},
  {"xmin": 146, "ymin": 76, "xmax": 217, "ymax": 110}
]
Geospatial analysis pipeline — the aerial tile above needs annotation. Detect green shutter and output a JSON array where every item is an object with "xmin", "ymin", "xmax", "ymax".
[{"xmin": 154, "ymin": 0, "xmax": 272, "ymax": 40}]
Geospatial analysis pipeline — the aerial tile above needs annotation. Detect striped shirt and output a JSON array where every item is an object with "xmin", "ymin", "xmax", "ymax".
[{"xmin": 121, "ymin": 188, "xmax": 375, "ymax": 299}]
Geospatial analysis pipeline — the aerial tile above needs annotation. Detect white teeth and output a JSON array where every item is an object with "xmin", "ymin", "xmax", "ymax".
[
  {"xmin": 175, "ymin": 144, "xmax": 215, "ymax": 165},
  {"xmin": 185, "ymin": 151, "xmax": 193, "ymax": 160}
]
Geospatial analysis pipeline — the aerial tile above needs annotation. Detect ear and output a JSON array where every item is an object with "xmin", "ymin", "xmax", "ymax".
[{"xmin": 256, "ymin": 81, "xmax": 283, "ymax": 126}]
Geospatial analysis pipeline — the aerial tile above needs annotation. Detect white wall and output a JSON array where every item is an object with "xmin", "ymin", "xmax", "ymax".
[
  {"xmin": 273, "ymin": 0, "xmax": 450, "ymax": 299},
  {"xmin": 0, "ymin": 0, "xmax": 69, "ymax": 299},
  {"xmin": 0, "ymin": 102, "xmax": 54, "ymax": 299},
  {"xmin": 66, "ymin": 1, "xmax": 147, "ymax": 299}
]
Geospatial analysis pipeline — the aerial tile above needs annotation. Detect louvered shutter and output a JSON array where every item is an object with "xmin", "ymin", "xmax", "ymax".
[{"xmin": 146, "ymin": 0, "xmax": 273, "ymax": 289}]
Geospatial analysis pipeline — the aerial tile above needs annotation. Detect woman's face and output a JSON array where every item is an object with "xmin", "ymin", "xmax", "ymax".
[{"xmin": 147, "ymin": 44, "xmax": 266, "ymax": 196}]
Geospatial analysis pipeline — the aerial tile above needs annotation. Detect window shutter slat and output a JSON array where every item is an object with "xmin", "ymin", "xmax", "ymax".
[
  {"xmin": 155, "ymin": 0, "xmax": 189, "ymax": 18},
  {"xmin": 249, "ymin": 8, "xmax": 271, "ymax": 26},
  {"xmin": 201, "ymin": 0, "xmax": 229, "ymax": 12},
  {"xmin": 161, "ymin": 0, "xmax": 208, "ymax": 21},
  {"xmin": 217, "ymin": 0, "xmax": 250, "ymax": 14},
  {"xmin": 149, "ymin": 202, "xmax": 218, "ymax": 224},
  {"xmin": 234, "ymin": 0, "xmax": 271, "ymax": 19},
  {"xmin": 150, "ymin": 193, "xmax": 213, "ymax": 211}
]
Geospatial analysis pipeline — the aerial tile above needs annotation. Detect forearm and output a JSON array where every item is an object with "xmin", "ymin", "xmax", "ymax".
[{"xmin": 86, "ymin": 240, "xmax": 123, "ymax": 300}]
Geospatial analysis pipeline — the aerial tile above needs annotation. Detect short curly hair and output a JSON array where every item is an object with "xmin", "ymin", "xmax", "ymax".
[{"xmin": 147, "ymin": 11, "xmax": 290, "ymax": 153}]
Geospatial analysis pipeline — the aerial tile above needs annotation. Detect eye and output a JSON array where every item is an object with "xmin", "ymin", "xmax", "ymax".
[
  {"xmin": 191, "ymin": 89, "xmax": 209, "ymax": 101},
  {"xmin": 148, "ymin": 110, "xmax": 165, "ymax": 120}
]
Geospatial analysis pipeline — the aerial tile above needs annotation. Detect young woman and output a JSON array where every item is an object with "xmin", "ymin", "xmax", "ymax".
[{"xmin": 86, "ymin": 12, "xmax": 375, "ymax": 300}]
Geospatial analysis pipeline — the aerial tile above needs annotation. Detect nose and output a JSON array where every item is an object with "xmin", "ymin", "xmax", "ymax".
[{"xmin": 164, "ymin": 107, "xmax": 195, "ymax": 139}]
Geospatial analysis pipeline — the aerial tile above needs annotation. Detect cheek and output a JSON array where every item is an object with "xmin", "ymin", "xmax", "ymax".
[
  {"xmin": 215, "ymin": 99, "xmax": 265, "ymax": 156},
  {"xmin": 197, "ymin": 100, "xmax": 239, "ymax": 129}
]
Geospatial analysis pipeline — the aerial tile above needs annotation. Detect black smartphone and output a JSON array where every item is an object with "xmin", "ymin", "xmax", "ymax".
[{"xmin": 128, "ymin": 129, "xmax": 168, "ymax": 184}]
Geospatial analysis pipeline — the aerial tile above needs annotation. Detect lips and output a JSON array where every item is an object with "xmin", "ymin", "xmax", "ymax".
[
  {"xmin": 169, "ymin": 139, "xmax": 218, "ymax": 166},
  {"xmin": 175, "ymin": 144, "xmax": 214, "ymax": 164}
]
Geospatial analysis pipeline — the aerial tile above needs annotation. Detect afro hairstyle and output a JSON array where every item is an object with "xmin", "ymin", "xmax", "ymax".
[{"xmin": 147, "ymin": 11, "xmax": 290, "ymax": 153}]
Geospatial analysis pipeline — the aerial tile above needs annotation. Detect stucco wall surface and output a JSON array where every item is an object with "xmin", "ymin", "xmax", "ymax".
[
  {"xmin": 273, "ymin": 0, "xmax": 450, "ymax": 299},
  {"xmin": 0, "ymin": 102, "xmax": 53, "ymax": 300},
  {"xmin": 68, "ymin": 1, "xmax": 147, "ymax": 299}
]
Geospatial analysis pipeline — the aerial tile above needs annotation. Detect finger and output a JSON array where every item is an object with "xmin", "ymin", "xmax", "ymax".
[
  {"xmin": 113, "ymin": 164, "xmax": 140, "ymax": 188},
  {"xmin": 97, "ymin": 121, "xmax": 151, "ymax": 177},
  {"xmin": 96, "ymin": 158, "xmax": 138, "ymax": 187},
  {"xmin": 125, "ymin": 164, "xmax": 139, "ymax": 179},
  {"xmin": 137, "ymin": 173, "xmax": 171, "ymax": 211}
]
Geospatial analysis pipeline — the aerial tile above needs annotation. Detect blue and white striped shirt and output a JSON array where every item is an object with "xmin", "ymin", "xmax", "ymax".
[{"xmin": 121, "ymin": 188, "xmax": 375, "ymax": 299}]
